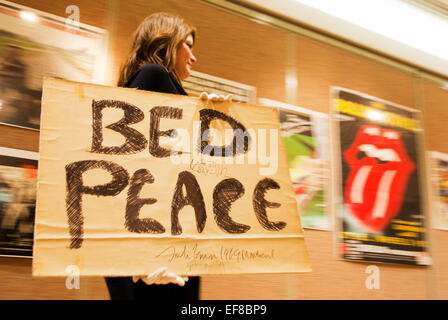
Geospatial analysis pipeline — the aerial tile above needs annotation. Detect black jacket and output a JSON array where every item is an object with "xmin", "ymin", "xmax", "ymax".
[
  {"xmin": 105, "ymin": 63, "xmax": 199, "ymax": 300},
  {"xmin": 125, "ymin": 63, "xmax": 187, "ymax": 95}
]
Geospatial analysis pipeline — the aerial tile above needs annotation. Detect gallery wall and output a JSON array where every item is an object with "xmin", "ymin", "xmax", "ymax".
[{"xmin": 0, "ymin": 0, "xmax": 447, "ymax": 299}]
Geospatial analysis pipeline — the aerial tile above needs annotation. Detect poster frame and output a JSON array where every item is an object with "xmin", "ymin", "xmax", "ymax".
[
  {"xmin": 0, "ymin": 0, "xmax": 108, "ymax": 131},
  {"xmin": 0, "ymin": 146, "xmax": 39, "ymax": 258},
  {"xmin": 258, "ymin": 97, "xmax": 331, "ymax": 231},
  {"xmin": 330, "ymin": 86, "xmax": 431, "ymax": 266}
]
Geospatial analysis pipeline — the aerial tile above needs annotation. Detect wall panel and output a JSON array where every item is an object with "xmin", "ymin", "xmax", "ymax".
[
  {"xmin": 423, "ymin": 81, "xmax": 448, "ymax": 153},
  {"xmin": 295, "ymin": 36, "xmax": 416, "ymax": 114}
]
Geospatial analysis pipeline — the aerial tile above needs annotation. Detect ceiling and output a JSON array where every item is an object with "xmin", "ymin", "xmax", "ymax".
[{"xmin": 231, "ymin": 0, "xmax": 448, "ymax": 79}]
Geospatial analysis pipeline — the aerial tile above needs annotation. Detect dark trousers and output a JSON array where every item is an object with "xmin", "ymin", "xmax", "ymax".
[{"xmin": 105, "ymin": 276, "xmax": 200, "ymax": 300}]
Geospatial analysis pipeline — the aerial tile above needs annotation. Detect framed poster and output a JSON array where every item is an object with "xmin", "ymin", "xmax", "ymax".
[
  {"xmin": 259, "ymin": 98, "xmax": 330, "ymax": 230},
  {"xmin": 0, "ymin": 146, "xmax": 38, "ymax": 258},
  {"xmin": 332, "ymin": 87, "xmax": 430, "ymax": 266},
  {"xmin": 0, "ymin": 0, "xmax": 108, "ymax": 130},
  {"xmin": 184, "ymin": 70, "xmax": 257, "ymax": 104},
  {"xmin": 428, "ymin": 151, "xmax": 448, "ymax": 230}
]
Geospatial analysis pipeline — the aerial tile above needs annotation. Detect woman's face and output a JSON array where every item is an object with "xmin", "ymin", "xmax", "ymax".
[{"xmin": 175, "ymin": 34, "xmax": 196, "ymax": 81}]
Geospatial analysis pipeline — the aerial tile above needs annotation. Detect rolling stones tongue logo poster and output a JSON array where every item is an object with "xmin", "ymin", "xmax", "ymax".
[
  {"xmin": 343, "ymin": 124, "xmax": 415, "ymax": 233},
  {"xmin": 333, "ymin": 88, "xmax": 430, "ymax": 266}
]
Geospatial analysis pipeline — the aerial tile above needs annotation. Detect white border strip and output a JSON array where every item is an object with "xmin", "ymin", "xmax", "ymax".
[
  {"xmin": 258, "ymin": 98, "xmax": 328, "ymax": 117},
  {"xmin": 0, "ymin": 147, "xmax": 39, "ymax": 160}
]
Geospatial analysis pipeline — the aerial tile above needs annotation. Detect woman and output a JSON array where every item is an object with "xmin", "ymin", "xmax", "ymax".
[{"xmin": 105, "ymin": 12, "xmax": 199, "ymax": 301}]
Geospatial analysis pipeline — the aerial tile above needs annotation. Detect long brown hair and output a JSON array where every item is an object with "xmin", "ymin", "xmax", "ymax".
[{"xmin": 117, "ymin": 12, "xmax": 196, "ymax": 87}]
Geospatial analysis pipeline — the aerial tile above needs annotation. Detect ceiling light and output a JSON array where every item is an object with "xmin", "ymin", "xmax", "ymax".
[
  {"xmin": 366, "ymin": 110, "xmax": 385, "ymax": 121},
  {"xmin": 20, "ymin": 11, "xmax": 38, "ymax": 23}
]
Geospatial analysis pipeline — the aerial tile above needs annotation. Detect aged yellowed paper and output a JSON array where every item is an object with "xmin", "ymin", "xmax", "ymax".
[{"xmin": 33, "ymin": 78, "xmax": 311, "ymax": 276}]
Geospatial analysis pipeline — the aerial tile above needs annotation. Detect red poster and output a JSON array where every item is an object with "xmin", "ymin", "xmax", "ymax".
[{"xmin": 333, "ymin": 88, "xmax": 430, "ymax": 266}]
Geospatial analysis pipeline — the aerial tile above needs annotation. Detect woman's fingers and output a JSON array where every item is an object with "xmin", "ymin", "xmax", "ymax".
[{"xmin": 200, "ymin": 92, "xmax": 232, "ymax": 102}]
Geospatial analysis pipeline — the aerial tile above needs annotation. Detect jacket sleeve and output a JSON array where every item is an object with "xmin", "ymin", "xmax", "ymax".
[{"xmin": 126, "ymin": 64, "xmax": 178, "ymax": 94}]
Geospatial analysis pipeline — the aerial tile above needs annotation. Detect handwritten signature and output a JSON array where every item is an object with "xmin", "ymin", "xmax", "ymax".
[
  {"xmin": 189, "ymin": 159, "xmax": 231, "ymax": 178},
  {"xmin": 155, "ymin": 244, "xmax": 275, "ymax": 263}
]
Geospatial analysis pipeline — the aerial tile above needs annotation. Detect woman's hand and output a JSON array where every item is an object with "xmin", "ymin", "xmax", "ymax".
[
  {"xmin": 200, "ymin": 92, "xmax": 233, "ymax": 102},
  {"xmin": 132, "ymin": 267, "xmax": 189, "ymax": 286}
]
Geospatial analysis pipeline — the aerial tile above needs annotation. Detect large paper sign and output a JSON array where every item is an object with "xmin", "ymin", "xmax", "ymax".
[
  {"xmin": 32, "ymin": 78, "xmax": 311, "ymax": 276},
  {"xmin": 332, "ymin": 87, "xmax": 430, "ymax": 266}
]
